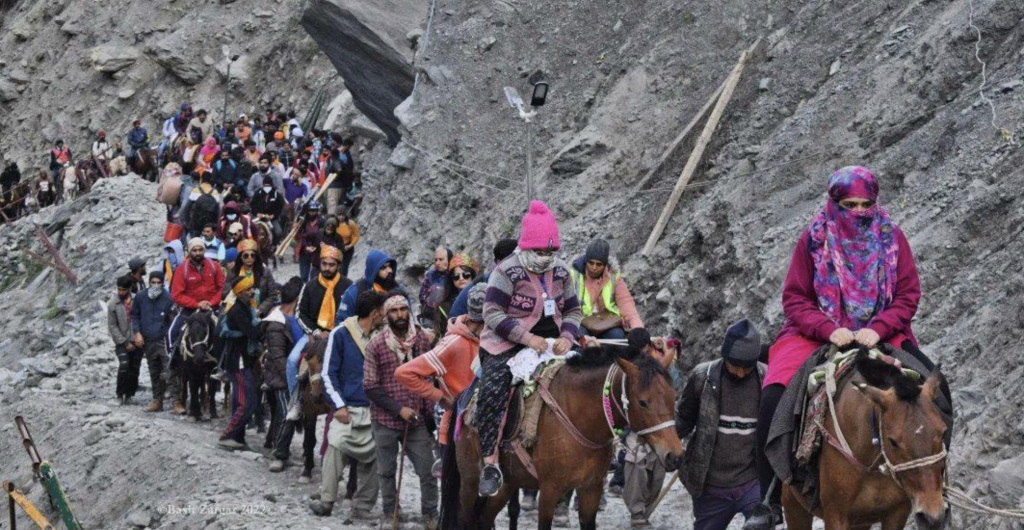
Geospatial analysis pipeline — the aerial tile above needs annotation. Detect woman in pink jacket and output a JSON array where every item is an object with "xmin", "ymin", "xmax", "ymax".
[{"xmin": 745, "ymin": 166, "xmax": 947, "ymax": 529}]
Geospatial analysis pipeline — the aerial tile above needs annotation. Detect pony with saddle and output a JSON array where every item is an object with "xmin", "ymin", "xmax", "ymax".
[
  {"xmin": 766, "ymin": 344, "xmax": 952, "ymax": 530},
  {"xmin": 441, "ymin": 341, "xmax": 684, "ymax": 530},
  {"xmin": 131, "ymin": 148, "xmax": 160, "ymax": 182},
  {"xmin": 178, "ymin": 310, "xmax": 220, "ymax": 422}
]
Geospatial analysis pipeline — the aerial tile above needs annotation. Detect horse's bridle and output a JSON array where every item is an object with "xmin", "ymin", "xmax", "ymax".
[
  {"xmin": 875, "ymin": 413, "xmax": 948, "ymax": 490},
  {"xmin": 181, "ymin": 321, "xmax": 211, "ymax": 360},
  {"xmin": 601, "ymin": 364, "xmax": 676, "ymax": 440}
]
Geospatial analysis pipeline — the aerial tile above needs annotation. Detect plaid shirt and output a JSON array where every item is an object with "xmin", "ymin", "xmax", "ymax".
[{"xmin": 363, "ymin": 328, "xmax": 433, "ymax": 431}]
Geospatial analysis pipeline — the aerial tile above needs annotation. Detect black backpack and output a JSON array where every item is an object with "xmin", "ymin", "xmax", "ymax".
[{"xmin": 190, "ymin": 190, "xmax": 220, "ymax": 232}]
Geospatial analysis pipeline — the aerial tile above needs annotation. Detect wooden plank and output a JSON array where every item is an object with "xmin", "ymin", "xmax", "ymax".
[
  {"xmin": 34, "ymin": 225, "xmax": 78, "ymax": 284},
  {"xmin": 641, "ymin": 44, "xmax": 755, "ymax": 255},
  {"xmin": 275, "ymin": 172, "xmax": 337, "ymax": 257},
  {"xmin": 632, "ymin": 78, "xmax": 727, "ymax": 194}
]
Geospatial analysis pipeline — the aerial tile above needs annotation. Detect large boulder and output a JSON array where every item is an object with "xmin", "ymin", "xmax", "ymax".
[
  {"xmin": 90, "ymin": 45, "xmax": 141, "ymax": 74},
  {"xmin": 301, "ymin": 0, "xmax": 428, "ymax": 146},
  {"xmin": 146, "ymin": 40, "xmax": 207, "ymax": 85}
]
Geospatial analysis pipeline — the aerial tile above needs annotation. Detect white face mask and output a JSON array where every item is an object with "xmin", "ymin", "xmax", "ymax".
[
  {"xmin": 148, "ymin": 285, "xmax": 163, "ymax": 300},
  {"xmin": 262, "ymin": 186, "xmax": 272, "ymax": 193},
  {"xmin": 226, "ymin": 214, "xmax": 237, "ymax": 221}
]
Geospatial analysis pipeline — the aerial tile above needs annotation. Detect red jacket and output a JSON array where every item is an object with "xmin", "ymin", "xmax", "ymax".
[
  {"xmin": 777, "ymin": 226, "xmax": 920, "ymax": 346},
  {"xmin": 171, "ymin": 258, "xmax": 225, "ymax": 310}
]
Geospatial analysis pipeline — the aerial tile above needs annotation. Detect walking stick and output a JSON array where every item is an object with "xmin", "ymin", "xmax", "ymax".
[
  {"xmin": 647, "ymin": 470, "xmax": 681, "ymax": 516},
  {"xmin": 393, "ymin": 422, "xmax": 410, "ymax": 530}
]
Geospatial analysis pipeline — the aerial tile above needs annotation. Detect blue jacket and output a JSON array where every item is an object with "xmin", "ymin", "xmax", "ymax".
[
  {"xmin": 322, "ymin": 318, "xmax": 370, "ymax": 409},
  {"xmin": 337, "ymin": 249, "xmax": 401, "ymax": 321},
  {"xmin": 130, "ymin": 290, "xmax": 173, "ymax": 341},
  {"xmin": 127, "ymin": 127, "xmax": 149, "ymax": 148},
  {"xmin": 449, "ymin": 273, "xmax": 489, "ymax": 319}
]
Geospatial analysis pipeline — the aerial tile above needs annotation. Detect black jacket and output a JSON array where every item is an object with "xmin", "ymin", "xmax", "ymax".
[
  {"xmin": 297, "ymin": 274, "xmax": 352, "ymax": 334},
  {"xmin": 260, "ymin": 308, "xmax": 294, "ymax": 391},
  {"xmin": 675, "ymin": 359, "xmax": 766, "ymax": 499}
]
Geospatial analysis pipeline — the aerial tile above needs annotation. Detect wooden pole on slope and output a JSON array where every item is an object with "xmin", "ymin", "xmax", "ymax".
[{"xmin": 640, "ymin": 42, "xmax": 757, "ymax": 256}]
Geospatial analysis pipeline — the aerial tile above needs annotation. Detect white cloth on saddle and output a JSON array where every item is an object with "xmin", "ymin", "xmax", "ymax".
[{"xmin": 507, "ymin": 339, "xmax": 576, "ymax": 384}]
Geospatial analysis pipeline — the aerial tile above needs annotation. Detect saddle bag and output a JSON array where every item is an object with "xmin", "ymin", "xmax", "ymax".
[{"xmin": 581, "ymin": 312, "xmax": 623, "ymax": 335}]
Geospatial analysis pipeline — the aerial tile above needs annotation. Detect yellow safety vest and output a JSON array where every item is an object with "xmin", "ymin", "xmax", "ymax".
[{"xmin": 572, "ymin": 269, "xmax": 621, "ymax": 317}]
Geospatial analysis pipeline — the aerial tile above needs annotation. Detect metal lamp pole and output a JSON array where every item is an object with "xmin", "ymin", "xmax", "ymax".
[
  {"xmin": 221, "ymin": 54, "xmax": 240, "ymax": 125},
  {"xmin": 504, "ymin": 82, "xmax": 547, "ymax": 203}
]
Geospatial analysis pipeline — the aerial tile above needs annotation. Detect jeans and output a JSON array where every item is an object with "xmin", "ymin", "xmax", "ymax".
[
  {"xmin": 599, "ymin": 327, "xmax": 627, "ymax": 340},
  {"xmin": 298, "ymin": 255, "xmax": 313, "ymax": 282},
  {"xmin": 693, "ymin": 480, "xmax": 760, "ymax": 530},
  {"xmin": 142, "ymin": 338, "xmax": 167, "ymax": 400},
  {"xmin": 341, "ymin": 248, "xmax": 354, "ymax": 277},
  {"xmin": 373, "ymin": 423, "xmax": 438, "ymax": 517},
  {"xmin": 286, "ymin": 334, "xmax": 309, "ymax": 395}
]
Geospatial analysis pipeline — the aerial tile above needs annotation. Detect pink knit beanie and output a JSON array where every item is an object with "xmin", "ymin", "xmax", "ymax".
[{"xmin": 518, "ymin": 200, "xmax": 560, "ymax": 251}]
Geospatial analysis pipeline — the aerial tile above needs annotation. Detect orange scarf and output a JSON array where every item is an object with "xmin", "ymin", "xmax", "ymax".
[{"xmin": 316, "ymin": 273, "xmax": 341, "ymax": 329}]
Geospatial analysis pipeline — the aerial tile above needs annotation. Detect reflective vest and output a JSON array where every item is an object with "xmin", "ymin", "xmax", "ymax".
[{"xmin": 572, "ymin": 269, "xmax": 621, "ymax": 317}]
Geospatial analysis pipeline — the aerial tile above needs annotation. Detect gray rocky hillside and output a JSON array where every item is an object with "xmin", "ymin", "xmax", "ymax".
[{"xmin": 0, "ymin": 0, "xmax": 1023, "ymax": 528}]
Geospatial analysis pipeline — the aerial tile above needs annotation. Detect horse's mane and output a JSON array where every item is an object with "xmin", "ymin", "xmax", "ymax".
[
  {"xmin": 853, "ymin": 348, "xmax": 922, "ymax": 402},
  {"xmin": 565, "ymin": 344, "xmax": 670, "ymax": 390}
]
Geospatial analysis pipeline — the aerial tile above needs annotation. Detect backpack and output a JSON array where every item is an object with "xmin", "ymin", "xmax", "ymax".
[{"xmin": 190, "ymin": 190, "xmax": 220, "ymax": 232}]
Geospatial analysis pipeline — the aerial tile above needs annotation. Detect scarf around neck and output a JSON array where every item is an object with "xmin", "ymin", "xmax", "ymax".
[
  {"xmin": 316, "ymin": 273, "xmax": 341, "ymax": 330},
  {"xmin": 808, "ymin": 166, "xmax": 899, "ymax": 330},
  {"xmin": 383, "ymin": 324, "xmax": 418, "ymax": 363}
]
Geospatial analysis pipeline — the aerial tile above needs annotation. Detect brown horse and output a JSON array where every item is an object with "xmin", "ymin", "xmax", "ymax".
[
  {"xmin": 131, "ymin": 148, "xmax": 159, "ymax": 182},
  {"xmin": 297, "ymin": 336, "xmax": 334, "ymax": 480},
  {"xmin": 442, "ymin": 344, "xmax": 684, "ymax": 530},
  {"xmin": 782, "ymin": 352, "xmax": 949, "ymax": 530}
]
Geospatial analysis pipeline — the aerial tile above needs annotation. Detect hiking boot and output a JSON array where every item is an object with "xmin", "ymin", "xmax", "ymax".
[
  {"xmin": 742, "ymin": 503, "xmax": 782, "ymax": 530},
  {"xmin": 217, "ymin": 438, "xmax": 246, "ymax": 451},
  {"xmin": 478, "ymin": 464, "xmax": 503, "ymax": 497},
  {"xmin": 630, "ymin": 515, "xmax": 651, "ymax": 527},
  {"xmin": 268, "ymin": 459, "xmax": 285, "ymax": 472},
  {"xmin": 431, "ymin": 458, "xmax": 443, "ymax": 479},
  {"xmin": 143, "ymin": 400, "xmax": 163, "ymax": 413},
  {"xmin": 309, "ymin": 500, "xmax": 333, "ymax": 517},
  {"xmin": 424, "ymin": 513, "xmax": 439, "ymax": 530},
  {"xmin": 172, "ymin": 401, "xmax": 186, "ymax": 415}
]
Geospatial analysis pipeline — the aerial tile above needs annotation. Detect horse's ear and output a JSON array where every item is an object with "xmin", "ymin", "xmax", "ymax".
[
  {"xmin": 614, "ymin": 355, "xmax": 640, "ymax": 377},
  {"xmin": 921, "ymin": 366, "xmax": 943, "ymax": 401},
  {"xmin": 855, "ymin": 383, "xmax": 895, "ymax": 411}
]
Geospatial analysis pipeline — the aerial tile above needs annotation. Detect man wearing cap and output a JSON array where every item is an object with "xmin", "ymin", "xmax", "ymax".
[
  {"xmin": 675, "ymin": 319, "xmax": 766, "ymax": 530},
  {"xmin": 126, "ymin": 119, "xmax": 150, "ymax": 162},
  {"xmin": 308, "ymin": 290, "xmax": 387, "ymax": 518},
  {"xmin": 297, "ymin": 245, "xmax": 353, "ymax": 338},
  {"xmin": 396, "ymin": 283, "xmax": 488, "ymax": 473},
  {"xmin": 131, "ymin": 271, "xmax": 174, "ymax": 412},
  {"xmin": 570, "ymin": 238, "xmax": 644, "ymax": 340},
  {"xmin": 128, "ymin": 257, "xmax": 148, "ymax": 294},
  {"xmin": 167, "ymin": 238, "xmax": 226, "ymax": 414},
  {"xmin": 363, "ymin": 292, "xmax": 437, "ymax": 528}
]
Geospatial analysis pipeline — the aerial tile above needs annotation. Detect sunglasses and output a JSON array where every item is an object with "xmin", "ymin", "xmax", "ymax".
[
  {"xmin": 241, "ymin": 252, "xmax": 256, "ymax": 259},
  {"xmin": 453, "ymin": 272, "xmax": 475, "ymax": 280}
]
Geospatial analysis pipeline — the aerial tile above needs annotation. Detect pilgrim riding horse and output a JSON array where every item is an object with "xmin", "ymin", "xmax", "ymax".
[
  {"xmin": 781, "ymin": 350, "xmax": 950, "ymax": 530},
  {"xmin": 441, "ymin": 343, "xmax": 684, "ymax": 530}
]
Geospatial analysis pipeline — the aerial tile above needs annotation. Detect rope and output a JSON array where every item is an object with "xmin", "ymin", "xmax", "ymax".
[{"xmin": 946, "ymin": 487, "xmax": 1024, "ymax": 519}]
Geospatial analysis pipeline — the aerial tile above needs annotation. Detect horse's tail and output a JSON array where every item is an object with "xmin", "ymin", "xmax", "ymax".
[{"xmin": 440, "ymin": 406, "xmax": 463, "ymax": 530}]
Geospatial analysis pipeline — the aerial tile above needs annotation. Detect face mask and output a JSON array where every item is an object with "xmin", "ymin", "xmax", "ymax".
[
  {"xmin": 148, "ymin": 285, "xmax": 163, "ymax": 299},
  {"xmin": 263, "ymin": 186, "xmax": 272, "ymax": 193},
  {"xmin": 226, "ymin": 214, "xmax": 237, "ymax": 221},
  {"xmin": 520, "ymin": 251, "xmax": 556, "ymax": 273},
  {"xmin": 168, "ymin": 254, "xmax": 178, "ymax": 268}
]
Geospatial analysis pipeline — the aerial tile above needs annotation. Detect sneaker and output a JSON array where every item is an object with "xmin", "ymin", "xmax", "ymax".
[
  {"xmin": 217, "ymin": 438, "xmax": 246, "ymax": 451},
  {"xmin": 268, "ymin": 460, "xmax": 285, "ymax": 472},
  {"xmin": 143, "ymin": 400, "xmax": 163, "ymax": 413},
  {"xmin": 210, "ymin": 369, "xmax": 227, "ymax": 382},
  {"xmin": 172, "ymin": 401, "xmax": 186, "ymax": 415},
  {"xmin": 309, "ymin": 500, "xmax": 333, "ymax": 517},
  {"xmin": 742, "ymin": 503, "xmax": 782, "ymax": 530},
  {"xmin": 478, "ymin": 464, "xmax": 503, "ymax": 497},
  {"xmin": 285, "ymin": 392, "xmax": 303, "ymax": 422},
  {"xmin": 431, "ymin": 458, "xmax": 443, "ymax": 479}
]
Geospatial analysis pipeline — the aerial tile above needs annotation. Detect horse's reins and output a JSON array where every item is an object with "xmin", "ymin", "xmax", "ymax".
[
  {"xmin": 180, "ymin": 321, "xmax": 211, "ymax": 361},
  {"xmin": 601, "ymin": 364, "xmax": 677, "ymax": 439}
]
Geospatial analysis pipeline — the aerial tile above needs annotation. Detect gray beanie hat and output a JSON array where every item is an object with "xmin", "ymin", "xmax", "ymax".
[
  {"xmin": 467, "ymin": 284, "xmax": 487, "ymax": 322},
  {"xmin": 584, "ymin": 239, "xmax": 610, "ymax": 265},
  {"xmin": 721, "ymin": 319, "xmax": 761, "ymax": 368}
]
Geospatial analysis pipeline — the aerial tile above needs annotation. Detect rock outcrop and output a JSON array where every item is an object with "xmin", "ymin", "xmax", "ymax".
[{"xmin": 301, "ymin": 0, "xmax": 429, "ymax": 145}]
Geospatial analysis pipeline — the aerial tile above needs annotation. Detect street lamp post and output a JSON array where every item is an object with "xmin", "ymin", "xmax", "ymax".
[
  {"xmin": 504, "ymin": 82, "xmax": 549, "ymax": 202},
  {"xmin": 221, "ymin": 54, "xmax": 241, "ymax": 125}
]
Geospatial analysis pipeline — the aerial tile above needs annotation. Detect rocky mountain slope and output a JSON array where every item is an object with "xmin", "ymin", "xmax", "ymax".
[{"xmin": 1, "ymin": 0, "xmax": 1023, "ymax": 527}]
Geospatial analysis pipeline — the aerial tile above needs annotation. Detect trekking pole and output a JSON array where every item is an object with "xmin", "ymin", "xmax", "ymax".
[
  {"xmin": 393, "ymin": 422, "xmax": 410, "ymax": 530},
  {"xmin": 648, "ymin": 470, "xmax": 681, "ymax": 516}
]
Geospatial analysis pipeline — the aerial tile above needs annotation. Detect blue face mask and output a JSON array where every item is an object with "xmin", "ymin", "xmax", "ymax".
[{"xmin": 168, "ymin": 254, "xmax": 179, "ymax": 268}]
